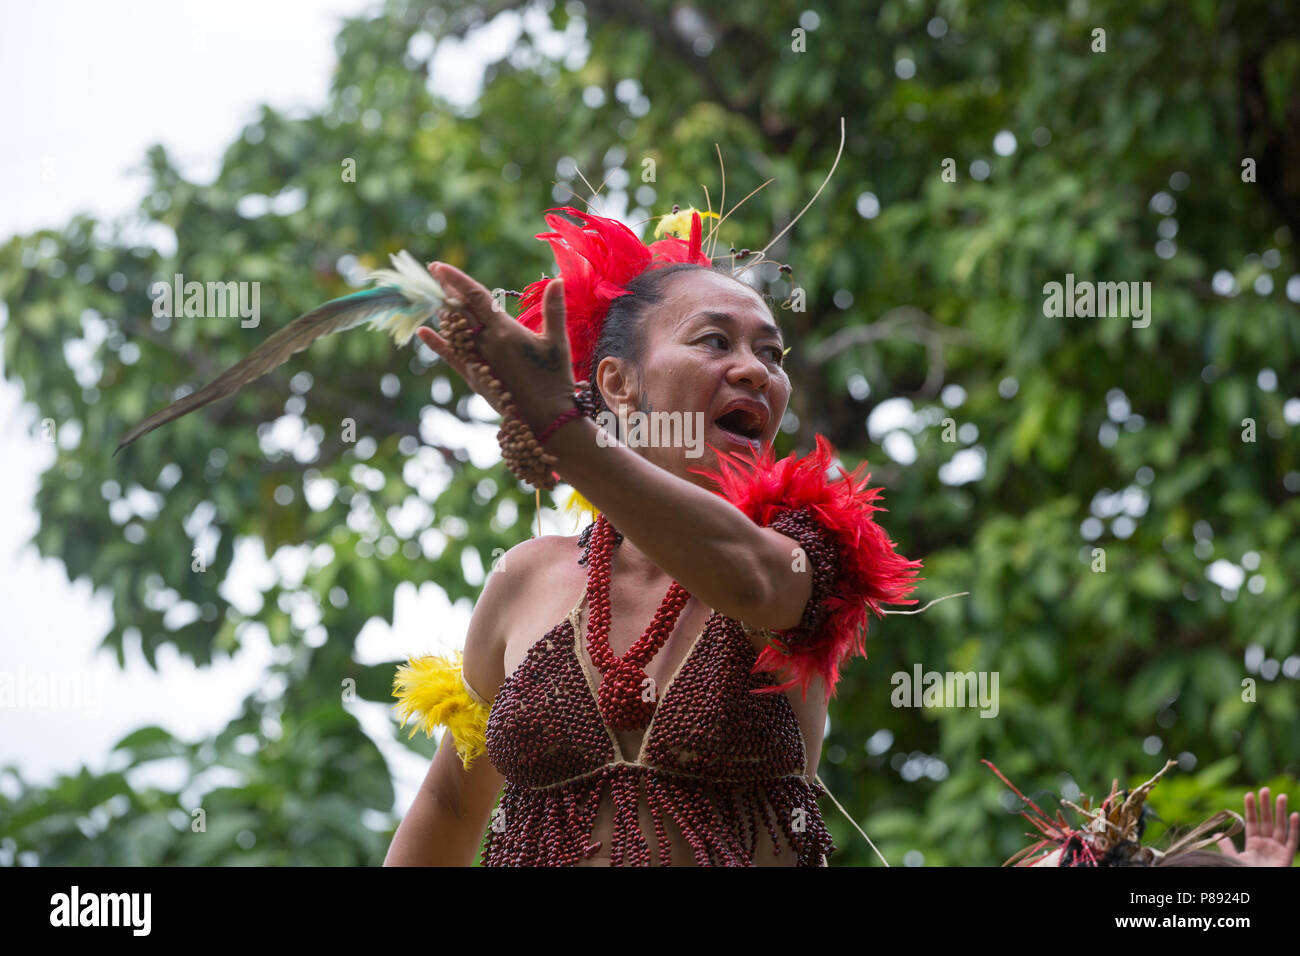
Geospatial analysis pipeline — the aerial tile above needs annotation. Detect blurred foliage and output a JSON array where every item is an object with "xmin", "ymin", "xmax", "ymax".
[{"xmin": 2, "ymin": 0, "xmax": 1298, "ymax": 866}]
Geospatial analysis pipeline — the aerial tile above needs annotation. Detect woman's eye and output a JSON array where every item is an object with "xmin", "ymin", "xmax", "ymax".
[{"xmin": 699, "ymin": 335, "xmax": 783, "ymax": 364}]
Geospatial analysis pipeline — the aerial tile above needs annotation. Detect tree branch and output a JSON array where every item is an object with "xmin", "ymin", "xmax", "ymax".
[{"xmin": 806, "ymin": 305, "xmax": 975, "ymax": 399}]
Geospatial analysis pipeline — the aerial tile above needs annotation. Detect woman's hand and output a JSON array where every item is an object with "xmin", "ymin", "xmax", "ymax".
[
  {"xmin": 415, "ymin": 262, "xmax": 577, "ymax": 431},
  {"xmin": 1216, "ymin": 787, "xmax": 1298, "ymax": 867}
]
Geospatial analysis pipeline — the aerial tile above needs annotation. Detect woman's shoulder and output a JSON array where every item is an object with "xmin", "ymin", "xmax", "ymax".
[
  {"xmin": 492, "ymin": 530, "xmax": 583, "ymax": 575},
  {"xmin": 479, "ymin": 531, "xmax": 586, "ymax": 619}
]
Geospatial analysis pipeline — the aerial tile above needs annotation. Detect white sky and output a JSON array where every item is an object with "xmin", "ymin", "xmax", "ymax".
[{"xmin": 0, "ymin": 0, "xmax": 581, "ymax": 825}]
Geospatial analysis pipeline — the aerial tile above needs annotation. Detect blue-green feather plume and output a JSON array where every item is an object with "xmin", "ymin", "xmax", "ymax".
[{"xmin": 114, "ymin": 251, "xmax": 453, "ymax": 455}]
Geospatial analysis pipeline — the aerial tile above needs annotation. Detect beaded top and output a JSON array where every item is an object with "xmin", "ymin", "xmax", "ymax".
[{"xmin": 479, "ymin": 507, "xmax": 842, "ymax": 866}]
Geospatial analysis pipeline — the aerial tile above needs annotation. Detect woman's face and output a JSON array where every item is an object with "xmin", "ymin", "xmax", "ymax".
[{"xmin": 594, "ymin": 269, "xmax": 792, "ymax": 484}]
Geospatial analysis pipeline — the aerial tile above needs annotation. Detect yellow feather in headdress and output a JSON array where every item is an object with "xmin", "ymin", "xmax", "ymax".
[
  {"xmin": 392, "ymin": 650, "xmax": 490, "ymax": 771},
  {"xmin": 654, "ymin": 206, "xmax": 719, "ymax": 240}
]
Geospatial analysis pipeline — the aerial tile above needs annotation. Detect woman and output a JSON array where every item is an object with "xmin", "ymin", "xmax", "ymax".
[{"xmin": 384, "ymin": 206, "xmax": 922, "ymax": 866}]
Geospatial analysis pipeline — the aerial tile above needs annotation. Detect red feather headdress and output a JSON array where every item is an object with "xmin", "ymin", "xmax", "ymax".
[
  {"xmin": 514, "ymin": 206, "xmax": 714, "ymax": 382},
  {"xmin": 689, "ymin": 434, "xmax": 924, "ymax": 700}
]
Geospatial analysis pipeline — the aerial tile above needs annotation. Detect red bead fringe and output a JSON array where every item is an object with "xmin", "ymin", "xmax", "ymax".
[
  {"xmin": 482, "ymin": 606, "xmax": 836, "ymax": 866},
  {"xmin": 479, "ymin": 764, "xmax": 834, "ymax": 867}
]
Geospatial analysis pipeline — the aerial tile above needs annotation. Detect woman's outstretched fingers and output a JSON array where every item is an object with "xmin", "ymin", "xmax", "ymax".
[
  {"xmin": 432, "ymin": 262, "xmax": 499, "ymax": 322},
  {"xmin": 416, "ymin": 326, "xmax": 465, "ymax": 376},
  {"xmin": 416, "ymin": 326, "xmax": 447, "ymax": 352},
  {"xmin": 542, "ymin": 278, "xmax": 569, "ymax": 354}
]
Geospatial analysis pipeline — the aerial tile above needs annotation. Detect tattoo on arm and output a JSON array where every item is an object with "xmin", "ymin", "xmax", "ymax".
[{"xmin": 521, "ymin": 341, "xmax": 564, "ymax": 373}]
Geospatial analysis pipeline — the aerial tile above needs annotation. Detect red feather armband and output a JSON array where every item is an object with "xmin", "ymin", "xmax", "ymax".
[{"xmin": 690, "ymin": 434, "xmax": 924, "ymax": 702}]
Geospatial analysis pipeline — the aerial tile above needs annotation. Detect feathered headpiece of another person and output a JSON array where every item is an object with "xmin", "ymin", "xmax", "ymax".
[{"xmin": 983, "ymin": 758, "xmax": 1244, "ymax": 867}]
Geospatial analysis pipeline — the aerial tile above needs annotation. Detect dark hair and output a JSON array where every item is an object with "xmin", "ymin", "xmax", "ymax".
[
  {"xmin": 1155, "ymin": 850, "xmax": 1244, "ymax": 867},
  {"xmin": 586, "ymin": 262, "xmax": 773, "ymax": 419},
  {"xmin": 1054, "ymin": 841, "xmax": 1244, "ymax": 867}
]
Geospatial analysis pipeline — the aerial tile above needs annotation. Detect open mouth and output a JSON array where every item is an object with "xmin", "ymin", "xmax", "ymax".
[{"xmin": 714, "ymin": 405, "xmax": 767, "ymax": 442}]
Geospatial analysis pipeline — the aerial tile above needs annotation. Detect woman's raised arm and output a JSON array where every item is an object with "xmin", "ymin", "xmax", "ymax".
[
  {"xmin": 418, "ymin": 263, "xmax": 811, "ymax": 634},
  {"xmin": 544, "ymin": 416, "xmax": 812, "ymax": 631}
]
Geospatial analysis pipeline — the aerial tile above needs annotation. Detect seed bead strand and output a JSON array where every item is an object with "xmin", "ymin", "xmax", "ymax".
[
  {"xmin": 478, "ymin": 509, "xmax": 841, "ymax": 866},
  {"xmin": 584, "ymin": 513, "xmax": 692, "ymax": 731},
  {"xmin": 437, "ymin": 304, "xmax": 593, "ymax": 491}
]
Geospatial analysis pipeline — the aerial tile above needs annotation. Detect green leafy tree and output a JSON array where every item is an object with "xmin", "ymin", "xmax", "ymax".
[{"xmin": 2, "ymin": 0, "xmax": 1297, "ymax": 866}]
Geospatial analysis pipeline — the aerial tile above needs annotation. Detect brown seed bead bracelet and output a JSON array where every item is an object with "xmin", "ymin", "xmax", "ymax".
[{"xmin": 436, "ymin": 306, "xmax": 594, "ymax": 491}]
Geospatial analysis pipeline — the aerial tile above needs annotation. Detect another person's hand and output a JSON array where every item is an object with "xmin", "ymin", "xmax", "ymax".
[
  {"xmin": 416, "ymin": 262, "xmax": 577, "ymax": 431},
  {"xmin": 1216, "ymin": 787, "xmax": 1298, "ymax": 867}
]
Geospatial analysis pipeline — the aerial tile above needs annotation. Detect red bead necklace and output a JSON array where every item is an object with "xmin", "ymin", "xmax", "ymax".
[{"xmin": 584, "ymin": 514, "xmax": 691, "ymax": 731}]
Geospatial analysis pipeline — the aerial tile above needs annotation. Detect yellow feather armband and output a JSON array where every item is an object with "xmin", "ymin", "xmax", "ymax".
[{"xmin": 392, "ymin": 650, "xmax": 491, "ymax": 771}]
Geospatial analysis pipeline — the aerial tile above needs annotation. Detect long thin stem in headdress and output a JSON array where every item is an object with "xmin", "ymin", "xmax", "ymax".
[
  {"xmin": 707, "ymin": 142, "xmax": 726, "ymax": 259},
  {"xmin": 550, "ymin": 163, "xmax": 616, "ymax": 217},
  {"xmin": 705, "ymin": 178, "xmax": 775, "ymax": 264},
  {"xmin": 574, "ymin": 164, "xmax": 614, "ymax": 209},
  {"xmin": 550, "ymin": 180, "xmax": 597, "ymax": 212},
  {"xmin": 733, "ymin": 116, "xmax": 846, "ymax": 280},
  {"xmin": 732, "ymin": 250, "xmax": 771, "ymax": 280},
  {"xmin": 734, "ymin": 116, "xmax": 847, "ymax": 283}
]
